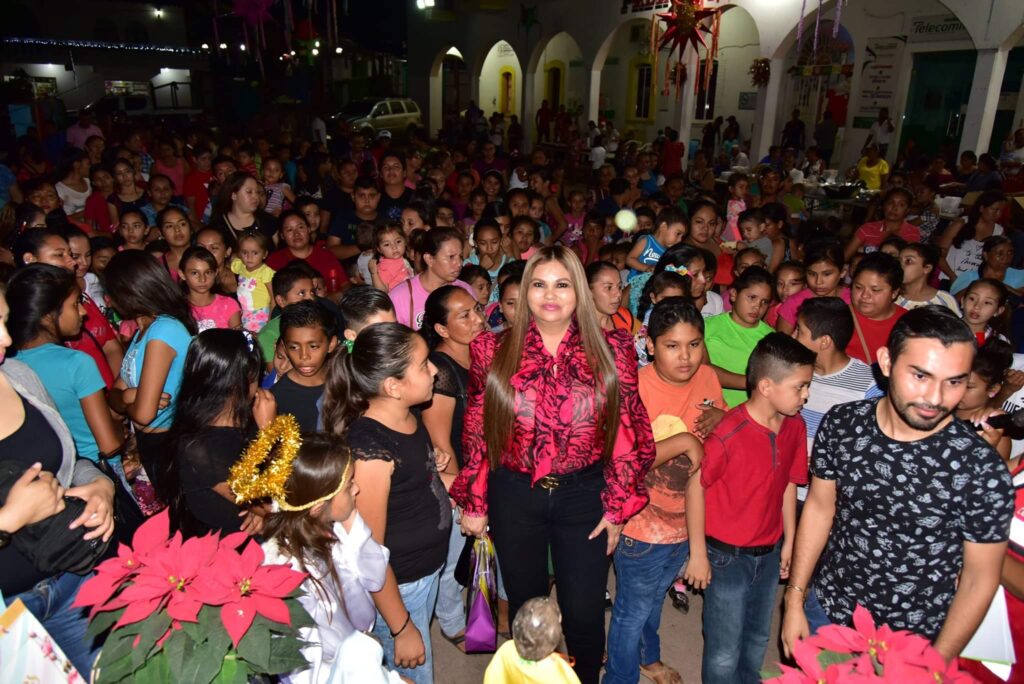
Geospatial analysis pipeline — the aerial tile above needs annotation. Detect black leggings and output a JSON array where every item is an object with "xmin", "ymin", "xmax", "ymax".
[{"xmin": 487, "ymin": 465, "xmax": 610, "ymax": 684}]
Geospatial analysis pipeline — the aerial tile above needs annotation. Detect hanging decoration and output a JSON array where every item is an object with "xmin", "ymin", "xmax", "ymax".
[
  {"xmin": 649, "ymin": 0, "xmax": 721, "ymax": 98},
  {"xmin": 797, "ymin": 0, "xmax": 847, "ymax": 58},
  {"xmin": 749, "ymin": 58, "xmax": 771, "ymax": 88}
]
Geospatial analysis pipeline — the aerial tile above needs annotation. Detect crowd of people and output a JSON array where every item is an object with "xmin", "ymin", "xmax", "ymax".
[{"xmin": 0, "ymin": 102, "xmax": 1022, "ymax": 684}]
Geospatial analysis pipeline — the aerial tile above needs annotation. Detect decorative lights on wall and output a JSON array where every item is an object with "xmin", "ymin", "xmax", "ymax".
[{"xmin": 3, "ymin": 37, "xmax": 203, "ymax": 55}]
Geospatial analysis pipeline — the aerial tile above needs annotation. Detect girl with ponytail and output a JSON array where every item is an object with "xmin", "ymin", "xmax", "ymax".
[{"xmin": 320, "ymin": 322, "xmax": 451, "ymax": 684}]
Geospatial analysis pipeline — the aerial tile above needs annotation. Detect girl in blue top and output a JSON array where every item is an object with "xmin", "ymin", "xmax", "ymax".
[
  {"xmin": 7, "ymin": 264, "xmax": 124, "ymax": 469},
  {"xmin": 106, "ymin": 251, "xmax": 196, "ymax": 493}
]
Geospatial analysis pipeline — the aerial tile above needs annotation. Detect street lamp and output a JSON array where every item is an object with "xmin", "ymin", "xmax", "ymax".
[
  {"xmin": 218, "ymin": 43, "xmax": 227, "ymax": 50},
  {"xmin": 335, "ymin": 47, "xmax": 343, "ymax": 54},
  {"xmin": 416, "ymin": 0, "xmax": 436, "ymax": 8}
]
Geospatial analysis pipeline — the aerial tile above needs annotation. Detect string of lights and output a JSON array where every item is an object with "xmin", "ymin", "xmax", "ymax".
[{"xmin": 2, "ymin": 37, "xmax": 203, "ymax": 55}]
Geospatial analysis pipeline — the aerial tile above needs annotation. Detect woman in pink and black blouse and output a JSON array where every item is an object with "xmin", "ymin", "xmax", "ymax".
[{"xmin": 451, "ymin": 245, "xmax": 655, "ymax": 684}]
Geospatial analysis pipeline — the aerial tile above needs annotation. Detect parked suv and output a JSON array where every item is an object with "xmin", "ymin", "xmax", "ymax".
[{"xmin": 333, "ymin": 98, "xmax": 422, "ymax": 138}]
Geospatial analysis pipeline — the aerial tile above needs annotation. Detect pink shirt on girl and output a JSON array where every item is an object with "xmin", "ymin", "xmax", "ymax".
[
  {"xmin": 389, "ymin": 276, "xmax": 477, "ymax": 330},
  {"xmin": 191, "ymin": 294, "xmax": 241, "ymax": 332}
]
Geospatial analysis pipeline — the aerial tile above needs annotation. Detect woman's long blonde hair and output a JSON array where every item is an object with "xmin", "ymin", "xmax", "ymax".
[{"xmin": 483, "ymin": 245, "xmax": 620, "ymax": 468}]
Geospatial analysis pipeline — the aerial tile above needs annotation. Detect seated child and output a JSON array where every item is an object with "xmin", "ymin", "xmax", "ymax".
[
  {"xmin": 484, "ymin": 597, "xmax": 581, "ymax": 684},
  {"xmin": 737, "ymin": 208, "xmax": 772, "ymax": 263},
  {"xmin": 626, "ymin": 207, "xmax": 686, "ymax": 278}
]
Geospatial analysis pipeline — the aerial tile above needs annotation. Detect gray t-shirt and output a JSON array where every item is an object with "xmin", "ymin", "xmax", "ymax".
[{"xmin": 812, "ymin": 399, "xmax": 1014, "ymax": 638}]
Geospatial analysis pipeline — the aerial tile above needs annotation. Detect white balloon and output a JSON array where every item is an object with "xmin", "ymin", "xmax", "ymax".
[{"xmin": 615, "ymin": 209, "xmax": 638, "ymax": 233}]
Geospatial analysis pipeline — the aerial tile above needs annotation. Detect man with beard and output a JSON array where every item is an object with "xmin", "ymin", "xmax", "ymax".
[{"xmin": 781, "ymin": 306, "xmax": 1014, "ymax": 661}]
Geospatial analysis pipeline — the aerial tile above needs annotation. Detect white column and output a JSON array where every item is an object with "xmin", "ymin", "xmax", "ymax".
[
  {"xmin": 749, "ymin": 56, "xmax": 786, "ymax": 162},
  {"xmin": 959, "ymin": 47, "xmax": 1009, "ymax": 157},
  {"xmin": 588, "ymin": 69, "xmax": 602, "ymax": 125},
  {"xmin": 523, "ymin": 69, "xmax": 537, "ymax": 151}
]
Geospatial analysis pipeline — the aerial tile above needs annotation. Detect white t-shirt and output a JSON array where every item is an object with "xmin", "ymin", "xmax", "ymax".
[
  {"xmin": 943, "ymin": 224, "xmax": 1004, "ymax": 280},
  {"xmin": 590, "ymin": 146, "xmax": 608, "ymax": 170},
  {"xmin": 701, "ymin": 291, "xmax": 724, "ymax": 318},
  {"xmin": 1002, "ymin": 354, "xmax": 1024, "ymax": 459},
  {"xmin": 56, "ymin": 179, "xmax": 92, "ymax": 216},
  {"xmin": 869, "ymin": 119, "xmax": 893, "ymax": 146}
]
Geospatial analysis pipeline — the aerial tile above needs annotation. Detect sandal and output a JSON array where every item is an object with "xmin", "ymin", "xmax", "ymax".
[
  {"xmin": 441, "ymin": 630, "xmax": 466, "ymax": 652},
  {"xmin": 640, "ymin": 661, "xmax": 683, "ymax": 684}
]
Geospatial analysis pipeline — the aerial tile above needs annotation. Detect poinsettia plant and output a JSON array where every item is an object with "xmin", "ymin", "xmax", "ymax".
[
  {"xmin": 763, "ymin": 605, "xmax": 977, "ymax": 683},
  {"xmin": 73, "ymin": 510, "xmax": 313, "ymax": 683}
]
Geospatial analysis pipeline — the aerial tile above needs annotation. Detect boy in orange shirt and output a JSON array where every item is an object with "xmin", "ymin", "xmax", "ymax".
[{"xmin": 605, "ymin": 297, "xmax": 725, "ymax": 684}]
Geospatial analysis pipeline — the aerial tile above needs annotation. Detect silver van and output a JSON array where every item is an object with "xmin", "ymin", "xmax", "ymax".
[{"xmin": 334, "ymin": 98, "xmax": 422, "ymax": 138}]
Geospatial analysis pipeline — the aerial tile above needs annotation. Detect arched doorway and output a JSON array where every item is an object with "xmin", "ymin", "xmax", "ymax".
[
  {"xmin": 478, "ymin": 40, "xmax": 523, "ymax": 121},
  {"xmin": 428, "ymin": 46, "xmax": 470, "ymax": 137},
  {"xmin": 526, "ymin": 31, "xmax": 585, "ymax": 143}
]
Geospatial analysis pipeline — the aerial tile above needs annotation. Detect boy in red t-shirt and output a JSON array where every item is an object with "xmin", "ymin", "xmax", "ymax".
[
  {"xmin": 605, "ymin": 297, "xmax": 723, "ymax": 684},
  {"xmin": 684, "ymin": 332, "xmax": 814, "ymax": 684}
]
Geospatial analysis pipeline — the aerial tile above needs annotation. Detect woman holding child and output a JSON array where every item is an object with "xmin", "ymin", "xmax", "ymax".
[{"xmin": 452, "ymin": 246, "xmax": 656, "ymax": 684}]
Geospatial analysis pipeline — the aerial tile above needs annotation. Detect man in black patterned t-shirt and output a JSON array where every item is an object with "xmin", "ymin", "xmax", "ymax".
[{"xmin": 782, "ymin": 306, "xmax": 1014, "ymax": 661}]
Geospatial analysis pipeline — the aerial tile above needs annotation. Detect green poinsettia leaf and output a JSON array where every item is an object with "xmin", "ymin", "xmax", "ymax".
[
  {"xmin": 162, "ymin": 629, "xmax": 191, "ymax": 677},
  {"xmin": 133, "ymin": 612, "xmax": 172, "ymax": 667},
  {"xmin": 95, "ymin": 652, "xmax": 136, "ymax": 683},
  {"xmin": 177, "ymin": 634, "xmax": 226, "ymax": 684},
  {"xmin": 237, "ymin": 621, "xmax": 272, "ymax": 672},
  {"xmin": 265, "ymin": 635, "xmax": 310, "ymax": 675},
  {"xmin": 818, "ymin": 649, "xmax": 857, "ymax": 669},
  {"xmin": 132, "ymin": 652, "xmax": 171, "ymax": 684},
  {"xmin": 87, "ymin": 606, "xmax": 125, "ymax": 639},
  {"xmin": 97, "ymin": 629, "xmax": 137, "ymax": 669},
  {"xmin": 284, "ymin": 597, "xmax": 315, "ymax": 631},
  {"xmin": 215, "ymin": 655, "xmax": 250, "ymax": 684}
]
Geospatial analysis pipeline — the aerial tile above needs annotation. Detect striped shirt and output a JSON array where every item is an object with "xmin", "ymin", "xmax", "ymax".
[{"xmin": 800, "ymin": 357, "xmax": 882, "ymax": 500}]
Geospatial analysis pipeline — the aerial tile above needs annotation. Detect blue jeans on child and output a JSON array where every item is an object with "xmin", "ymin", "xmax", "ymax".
[
  {"xmin": 11, "ymin": 571, "xmax": 101, "ymax": 678},
  {"xmin": 371, "ymin": 566, "xmax": 441, "ymax": 684},
  {"xmin": 701, "ymin": 542, "xmax": 781, "ymax": 684},
  {"xmin": 604, "ymin": 536, "xmax": 689, "ymax": 684}
]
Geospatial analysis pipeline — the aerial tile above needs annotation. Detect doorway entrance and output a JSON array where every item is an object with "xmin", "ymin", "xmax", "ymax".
[{"xmin": 900, "ymin": 50, "xmax": 977, "ymax": 161}]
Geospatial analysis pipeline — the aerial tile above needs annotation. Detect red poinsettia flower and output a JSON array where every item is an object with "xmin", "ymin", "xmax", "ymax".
[
  {"xmin": 196, "ymin": 539, "xmax": 306, "ymax": 646},
  {"xmin": 896, "ymin": 643, "xmax": 978, "ymax": 683},
  {"xmin": 109, "ymin": 531, "xmax": 221, "ymax": 627},
  {"xmin": 73, "ymin": 510, "xmax": 172, "ymax": 614},
  {"xmin": 850, "ymin": 604, "xmax": 931, "ymax": 665}
]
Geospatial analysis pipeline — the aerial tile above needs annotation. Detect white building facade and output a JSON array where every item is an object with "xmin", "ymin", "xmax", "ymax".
[{"xmin": 408, "ymin": 0, "xmax": 1024, "ymax": 169}]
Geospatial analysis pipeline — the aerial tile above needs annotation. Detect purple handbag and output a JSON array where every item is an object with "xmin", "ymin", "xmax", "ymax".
[{"xmin": 464, "ymin": 534, "xmax": 498, "ymax": 653}]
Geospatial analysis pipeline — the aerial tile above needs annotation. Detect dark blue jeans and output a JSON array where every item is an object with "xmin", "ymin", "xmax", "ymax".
[
  {"xmin": 487, "ymin": 466, "xmax": 609, "ymax": 684},
  {"xmin": 605, "ymin": 536, "xmax": 689, "ymax": 684},
  {"xmin": 11, "ymin": 571, "xmax": 101, "ymax": 678},
  {"xmin": 701, "ymin": 543, "xmax": 781, "ymax": 684}
]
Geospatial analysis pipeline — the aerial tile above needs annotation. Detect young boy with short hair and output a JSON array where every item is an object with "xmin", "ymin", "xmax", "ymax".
[
  {"xmin": 270, "ymin": 300, "xmax": 338, "ymax": 432},
  {"xmin": 605, "ymin": 297, "xmax": 722, "ymax": 684},
  {"xmin": 684, "ymin": 332, "xmax": 814, "ymax": 684},
  {"xmin": 791, "ymin": 296, "xmax": 881, "ymax": 503},
  {"xmin": 256, "ymin": 264, "xmax": 316, "ymax": 363}
]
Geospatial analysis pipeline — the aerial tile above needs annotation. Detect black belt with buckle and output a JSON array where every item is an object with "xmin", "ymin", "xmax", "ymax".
[
  {"xmin": 706, "ymin": 536, "xmax": 780, "ymax": 557},
  {"xmin": 507, "ymin": 462, "xmax": 603, "ymax": 491}
]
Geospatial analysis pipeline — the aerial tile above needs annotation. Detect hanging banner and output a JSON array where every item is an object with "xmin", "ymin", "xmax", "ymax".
[{"xmin": 852, "ymin": 36, "xmax": 905, "ymax": 128}]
